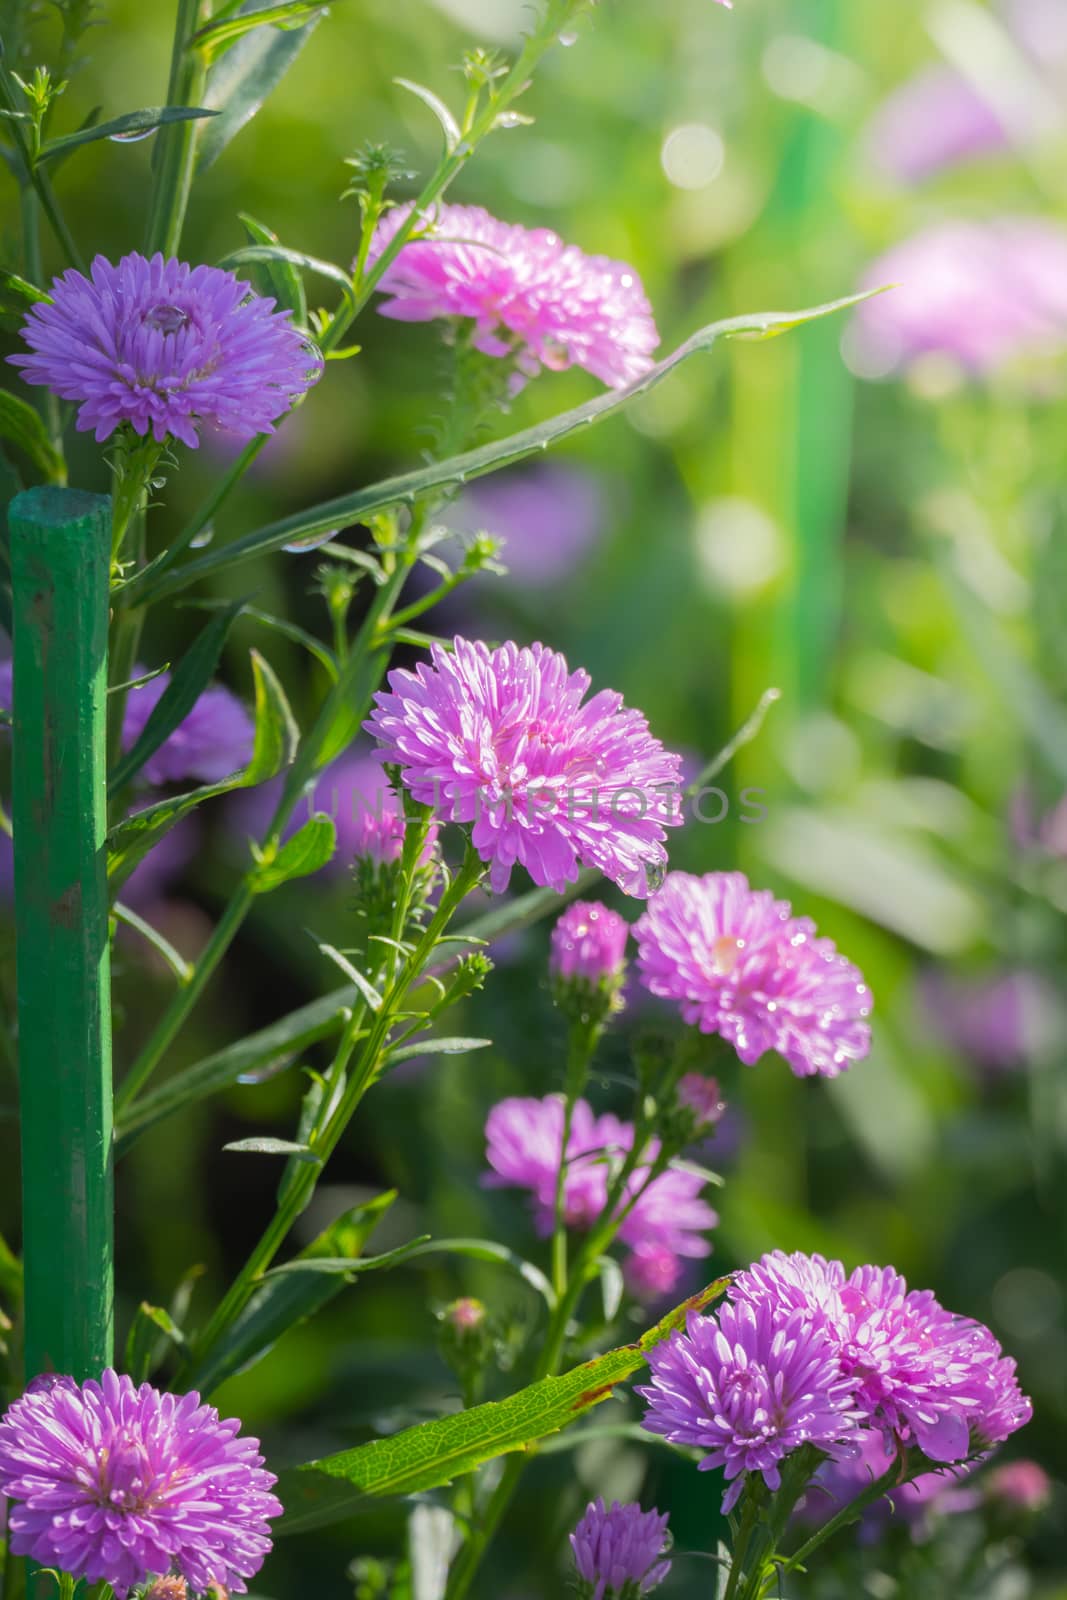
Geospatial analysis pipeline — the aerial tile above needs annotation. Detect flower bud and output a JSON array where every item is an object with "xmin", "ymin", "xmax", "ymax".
[
  {"xmin": 677, "ymin": 1073, "xmax": 725, "ymax": 1131},
  {"xmin": 549, "ymin": 901, "xmax": 628, "ymax": 1025}
]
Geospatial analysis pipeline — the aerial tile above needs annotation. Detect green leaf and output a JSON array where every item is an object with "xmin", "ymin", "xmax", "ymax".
[
  {"xmin": 0, "ymin": 267, "xmax": 50, "ymax": 324},
  {"xmin": 108, "ymin": 600, "xmax": 245, "ymax": 796},
  {"xmin": 245, "ymin": 647, "xmax": 299, "ymax": 783},
  {"xmin": 0, "ymin": 389, "xmax": 65, "ymax": 483},
  {"xmin": 260, "ymin": 1235, "xmax": 432, "ymax": 1278},
  {"xmin": 186, "ymin": 1192, "xmax": 398, "ymax": 1396},
  {"xmin": 195, "ymin": 3, "xmax": 327, "ymax": 174},
  {"xmin": 276, "ymin": 1279, "xmax": 731, "ymax": 1531},
  {"xmin": 36, "ymin": 106, "xmax": 218, "ymax": 166},
  {"xmin": 116, "ymin": 990, "xmax": 350, "ymax": 1155},
  {"xmin": 384, "ymin": 1037, "xmax": 493, "ymax": 1066},
  {"xmin": 400, "ymin": 1237, "xmax": 555, "ymax": 1308},
  {"xmin": 136, "ymin": 294, "xmax": 875, "ymax": 604},
  {"xmin": 238, "ymin": 212, "xmax": 308, "ymax": 324},
  {"xmin": 124, "ymin": 1300, "xmax": 188, "ymax": 1383},
  {"xmin": 223, "ymin": 1136, "xmax": 320, "ymax": 1159},
  {"xmin": 107, "ymin": 776, "xmax": 240, "ymax": 895},
  {"xmin": 394, "ymin": 76, "xmax": 460, "ymax": 152},
  {"xmin": 252, "ymin": 812, "xmax": 336, "ymax": 891},
  {"xmin": 215, "ymin": 243, "xmax": 353, "ymax": 311},
  {"xmin": 195, "ymin": 1, "xmax": 330, "ymax": 57}
]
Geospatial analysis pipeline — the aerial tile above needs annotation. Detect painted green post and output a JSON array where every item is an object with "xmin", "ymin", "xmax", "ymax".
[{"xmin": 10, "ymin": 485, "xmax": 114, "ymax": 1382}]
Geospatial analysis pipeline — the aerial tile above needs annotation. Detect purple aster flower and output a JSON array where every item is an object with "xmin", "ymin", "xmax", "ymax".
[
  {"xmin": 443, "ymin": 464, "xmax": 606, "ymax": 590},
  {"xmin": 365, "ymin": 638, "xmax": 684, "ymax": 895},
  {"xmin": 0, "ymin": 1369, "xmax": 281, "ymax": 1597},
  {"xmin": 638, "ymin": 1300, "xmax": 861, "ymax": 1513},
  {"xmin": 570, "ymin": 1498, "xmax": 671, "ymax": 1599},
  {"xmin": 634, "ymin": 871, "xmax": 871, "ymax": 1078},
  {"xmin": 853, "ymin": 219, "xmax": 1067, "ymax": 379},
  {"xmin": 917, "ymin": 967, "xmax": 1057, "ymax": 1074},
  {"xmin": 550, "ymin": 900, "xmax": 629, "ymax": 984},
  {"xmin": 732, "ymin": 1253, "xmax": 1033, "ymax": 1462},
  {"xmin": 123, "ymin": 671, "xmax": 254, "ymax": 786},
  {"xmin": 10, "ymin": 252, "xmax": 321, "ymax": 447},
  {"xmin": 367, "ymin": 203, "xmax": 659, "ymax": 389},
  {"xmin": 482, "ymin": 1095, "xmax": 716, "ymax": 1270}
]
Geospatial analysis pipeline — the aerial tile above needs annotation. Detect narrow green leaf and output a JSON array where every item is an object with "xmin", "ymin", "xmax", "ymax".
[
  {"xmin": 384, "ymin": 1037, "xmax": 493, "ymax": 1066},
  {"xmin": 0, "ymin": 267, "xmax": 50, "ymax": 319},
  {"xmin": 195, "ymin": 4, "xmax": 327, "ymax": 174},
  {"xmin": 223, "ymin": 1137, "xmax": 319, "ymax": 1159},
  {"xmin": 252, "ymin": 812, "xmax": 336, "ymax": 891},
  {"xmin": 0, "ymin": 389, "xmax": 65, "ymax": 483},
  {"xmin": 108, "ymin": 600, "xmax": 245, "ymax": 796},
  {"xmin": 238, "ymin": 212, "xmax": 308, "ymax": 324},
  {"xmin": 124, "ymin": 1300, "xmax": 188, "ymax": 1382},
  {"xmin": 37, "ymin": 106, "xmax": 217, "ymax": 166},
  {"xmin": 318, "ymin": 943, "xmax": 383, "ymax": 1011},
  {"xmin": 245, "ymin": 647, "xmax": 300, "ymax": 783},
  {"xmin": 261, "ymin": 1235, "xmax": 432, "ymax": 1279},
  {"xmin": 402, "ymin": 1237, "xmax": 555, "ymax": 1308},
  {"xmin": 277, "ymin": 1278, "xmax": 731, "ymax": 1531},
  {"xmin": 394, "ymin": 76, "xmax": 460, "ymax": 152},
  {"xmin": 115, "ymin": 991, "xmax": 350, "ymax": 1155},
  {"xmin": 215, "ymin": 243, "xmax": 352, "ymax": 310},
  {"xmin": 186, "ymin": 1193, "xmax": 398, "ymax": 1396},
  {"xmin": 136, "ymin": 294, "xmax": 875, "ymax": 604},
  {"xmin": 107, "ymin": 776, "xmax": 240, "ymax": 895},
  {"xmin": 195, "ymin": 1, "xmax": 329, "ymax": 56}
]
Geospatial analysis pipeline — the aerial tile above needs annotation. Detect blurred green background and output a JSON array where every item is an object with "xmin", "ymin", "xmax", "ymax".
[{"xmin": 1, "ymin": 0, "xmax": 1065, "ymax": 1594}]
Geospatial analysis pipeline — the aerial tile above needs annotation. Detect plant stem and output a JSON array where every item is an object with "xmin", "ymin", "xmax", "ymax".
[
  {"xmin": 183, "ymin": 851, "xmax": 484, "ymax": 1379},
  {"xmin": 723, "ymin": 1488, "xmax": 762, "ymax": 1600},
  {"xmin": 143, "ymin": 0, "xmax": 208, "ymax": 258},
  {"xmin": 114, "ymin": 557, "xmax": 410, "ymax": 1112},
  {"xmin": 120, "ymin": 0, "xmax": 589, "ymax": 596},
  {"xmin": 550, "ymin": 1021, "xmax": 598, "ymax": 1298},
  {"xmin": 772, "ymin": 1454, "xmax": 906, "ymax": 1582}
]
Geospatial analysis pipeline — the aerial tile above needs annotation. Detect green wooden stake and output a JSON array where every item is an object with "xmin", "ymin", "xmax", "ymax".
[{"xmin": 10, "ymin": 485, "xmax": 114, "ymax": 1382}]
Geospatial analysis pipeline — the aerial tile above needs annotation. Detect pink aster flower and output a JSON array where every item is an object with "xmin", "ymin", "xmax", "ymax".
[
  {"xmin": 123, "ymin": 671, "xmax": 254, "ymax": 786},
  {"xmin": 634, "ymin": 871, "xmax": 871, "ymax": 1078},
  {"xmin": 365, "ymin": 638, "xmax": 684, "ymax": 895},
  {"xmin": 10, "ymin": 252, "xmax": 321, "ymax": 447},
  {"xmin": 550, "ymin": 900, "xmax": 629, "ymax": 984},
  {"xmin": 853, "ymin": 219, "xmax": 1067, "ymax": 379},
  {"xmin": 732, "ymin": 1252, "xmax": 1033, "ymax": 1462},
  {"xmin": 570, "ymin": 1498, "xmax": 672, "ymax": 1599},
  {"xmin": 482, "ymin": 1095, "xmax": 716, "ymax": 1280},
  {"xmin": 638, "ymin": 1300, "xmax": 861, "ymax": 1513},
  {"xmin": 367, "ymin": 202, "xmax": 659, "ymax": 389},
  {"xmin": 483, "ymin": 1095, "xmax": 631, "ymax": 1233},
  {"xmin": 0, "ymin": 1369, "xmax": 281, "ymax": 1597},
  {"xmin": 624, "ymin": 1244, "xmax": 687, "ymax": 1302},
  {"xmin": 677, "ymin": 1072, "xmax": 726, "ymax": 1129},
  {"xmin": 985, "ymin": 1458, "xmax": 1051, "ymax": 1512}
]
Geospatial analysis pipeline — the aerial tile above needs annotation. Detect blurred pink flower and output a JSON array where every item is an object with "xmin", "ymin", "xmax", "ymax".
[{"xmin": 368, "ymin": 203, "xmax": 659, "ymax": 388}]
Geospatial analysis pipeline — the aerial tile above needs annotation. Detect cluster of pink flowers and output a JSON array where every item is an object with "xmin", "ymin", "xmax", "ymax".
[
  {"xmin": 369, "ymin": 202, "xmax": 659, "ymax": 389},
  {"xmin": 634, "ymin": 871, "xmax": 872, "ymax": 1078},
  {"xmin": 483, "ymin": 1094, "xmax": 717, "ymax": 1298},
  {"xmin": 366, "ymin": 638, "xmax": 684, "ymax": 895},
  {"xmin": 639, "ymin": 1251, "xmax": 1032, "ymax": 1514}
]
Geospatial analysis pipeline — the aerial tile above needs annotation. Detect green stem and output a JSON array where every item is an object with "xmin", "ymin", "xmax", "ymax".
[
  {"xmin": 550, "ymin": 1020, "xmax": 600, "ymax": 1297},
  {"xmin": 120, "ymin": 0, "xmax": 590, "ymax": 598},
  {"xmin": 445, "ymin": 1128, "xmax": 663, "ymax": 1600},
  {"xmin": 723, "ymin": 1488, "xmax": 762, "ymax": 1600},
  {"xmin": 773, "ymin": 1454, "xmax": 906, "ymax": 1582},
  {"xmin": 113, "ymin": 557, "xmax": 410, "ymax": 1113},
  {"xmin": 19, "ymin": 189, "xmax": 64, "ymax": 464},
  {"xmin": 10, "ymin": 488, "xmax": 114, "ymax": 1382},
  {"xmin": 142, "ymin": 0, "xmax": 208, "ymax": 258},
  {"xmin": 184, "ymin": 851, "xmax": 483, "ymax": 1379}
]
